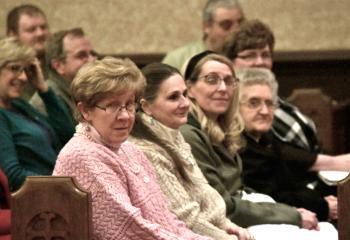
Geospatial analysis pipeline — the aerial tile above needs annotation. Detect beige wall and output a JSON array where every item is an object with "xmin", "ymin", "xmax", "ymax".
[{"xmin": 1, "ymin": 0, "xmax": 350, "ymax": 54}]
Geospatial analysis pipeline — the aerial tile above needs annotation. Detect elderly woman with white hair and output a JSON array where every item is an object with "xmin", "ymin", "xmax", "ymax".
[{"xmin": 237, "ymin": 67, "xmax": 350, "ymax": 223}]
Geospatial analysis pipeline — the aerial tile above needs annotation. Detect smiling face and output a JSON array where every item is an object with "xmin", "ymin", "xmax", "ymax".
[
  {"xmin": 239, "ymin": 84, "xmax": 275, "ymax": 140},
  {"xmin": 188, "ymin": 60, "xmax": 236, "ymax": 120},
  {"xmin": 15, "ymin": 14, "xmax": 49, "ymax": 55},
  {"xmin": 142, "ymin": 74, "xmax": 189, "ymax": 129},
  {"xmin": 79, "ymin": 90, "xmax": 136, "ymax": 146},
  {"xmin": 0, "ymin": 62, "xmax": 28, "ymax": 108}
]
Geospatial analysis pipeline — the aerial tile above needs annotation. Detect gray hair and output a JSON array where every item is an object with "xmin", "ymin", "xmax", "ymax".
[
  {"xmin": 203, "ymin": 0, "xmax": 243, "ymax": 23},
  {"xmin": 236, "ymin": 68, "xmax": 278, "ymax": 103}
]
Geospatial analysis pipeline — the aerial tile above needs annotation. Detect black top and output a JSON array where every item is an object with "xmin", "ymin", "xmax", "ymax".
[{"xmin": 240, "ymin": 131, "xmax": 329, "ymax": 221}]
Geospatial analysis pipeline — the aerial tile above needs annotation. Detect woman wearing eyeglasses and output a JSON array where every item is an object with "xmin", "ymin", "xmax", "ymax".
[
  {"xmin": 237, "ymin": 67, "xmax": 350, "ymax": 224},
  {"xmin": 53, "ymin": 57, "xmax": 213, "ymax": 240},
  {"xmin": 181, "ymin": 51, "xmax": 338, "ymax": 239},
  {"xmin": 0, "ymin": 37, "xmax": 74, "ymax": 191}
]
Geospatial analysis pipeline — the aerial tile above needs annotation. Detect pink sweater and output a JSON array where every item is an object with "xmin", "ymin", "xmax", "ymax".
[{"xmin": 53, "ymin": 125, "xmax": 212, "ymax": 240}]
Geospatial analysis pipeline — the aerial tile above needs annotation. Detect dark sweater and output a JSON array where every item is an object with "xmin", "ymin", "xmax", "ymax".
[{"xmin": 240, "ymin": 131, "xmax": 329, "ymax": 221}]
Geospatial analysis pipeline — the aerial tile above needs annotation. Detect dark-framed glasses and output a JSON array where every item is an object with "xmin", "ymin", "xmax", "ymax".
[
  {"xmin": 236, "ymin": 51, "xmax": 272, "ymax": 62},
  {"xmin": 95, "ymin": 102, "xmax": 137, "ymax": 115},
  {"xmin": 198, "ymin": 73, "xmax": 239, "ymax": 87},
  {"xmin": 4, "ymin": 63, "xmax": 26, "ymax": 76},
  {"xmin": 241, "ymin": 98, "xmax": 279, "ymax": 110}
]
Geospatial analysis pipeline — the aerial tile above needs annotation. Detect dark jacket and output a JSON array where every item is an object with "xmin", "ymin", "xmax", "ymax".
[
  {"xmin": 180, "ymin": 112, "xmax": 301, "ymax": 227},
  {"xmin": 240, "ymin": 131, "xmax": 329, "ymax": 221}
]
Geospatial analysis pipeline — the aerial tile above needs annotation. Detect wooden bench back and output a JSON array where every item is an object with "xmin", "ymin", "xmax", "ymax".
[
  {"xmin": 11, "ymin": 176, "xmax": 92, "ymax": 240},
  {"xmin": 287, "ymin": 88, "xmax": 350, "ymax": 154},
  {"xmin": 338, "ymin": 175, "xmax": 350, "ymax": 240}
]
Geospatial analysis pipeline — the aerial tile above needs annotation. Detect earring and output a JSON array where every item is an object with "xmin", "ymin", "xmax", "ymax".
[
  {"xmin": 149, "ymin": 116, "xmax": 155, "ymax": 125},
  {"xmin": 85, "ymin": 124, "xmax": 90, "ymax": 132}
]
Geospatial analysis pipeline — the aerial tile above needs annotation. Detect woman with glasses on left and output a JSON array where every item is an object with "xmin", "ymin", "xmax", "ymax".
[
  {"xmin": 53, "ymin": 57, "xmax": 212, "ymax": 240},
  {"xmin": 0, "ymin": 37, "xmax": 74, "ymax": 191}
]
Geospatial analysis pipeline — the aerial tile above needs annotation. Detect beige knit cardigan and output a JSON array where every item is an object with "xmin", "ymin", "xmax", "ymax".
[{"xmin": 130, "ymin": 113, "xmax": 239, "ymax": 240}]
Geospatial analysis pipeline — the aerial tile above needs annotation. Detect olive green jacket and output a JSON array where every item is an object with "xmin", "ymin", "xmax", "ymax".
[{"xmin": 180, "ymin": 112, "xmax": 302, "ymax": 227}]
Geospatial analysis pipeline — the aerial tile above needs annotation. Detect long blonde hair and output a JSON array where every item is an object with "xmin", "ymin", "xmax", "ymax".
[{"xmin": 186, "ymin": 53, "xmax": 244, "ymax": 154}]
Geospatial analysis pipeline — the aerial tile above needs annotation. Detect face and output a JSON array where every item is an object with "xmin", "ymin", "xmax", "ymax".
[
  {"xmin": 233, "ymin": 45, "xmax": 273, "ymax": 70},
  {"xmin": 14, "ymin": 14, "xmax": 49, "ymax": 55},
  {"xmin": 239, "ymin": 84, "xmax": 275, "ymax": 140},
  {"xmin": 142, "ymin": 74, "xmax": 189, "ymax": 129},
  {"xmin": 188, "ymin": 60, "xmax": 236, "ymax": 120},
  {"xmin": 55, "ymin": 35, "xmax": 96, "ymax": 81},
  {"xmin": 0, "ymin": 62, "xmax": 28, "ymax": 107},
  {"xmin": 204, "ymin": 7, "xmax": 243, "ymax": 52},
  {"xmin": 79, "ymin": 90, "xmax": 136, "ymax": 146}
]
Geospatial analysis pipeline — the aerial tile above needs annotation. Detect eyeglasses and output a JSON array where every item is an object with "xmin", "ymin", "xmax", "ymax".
[
  {"xmin": 240, "ymin": 98, "xmax": 279, "ymax": 111},
  {"xmin": 4, "ymin": 63, "xmax": 26, "ymax": 76},
  {"xmin": 236, "ymin": 50, "xmax": 272, "ymax": 62},
  {"xmin": 198, "ymin": 73, "xmax": 239, "ymax": 87},
  {"xmin": 213, "ymin": 18, "xmax": 243, "ymax": 31},
  {"xmin": 95, "ymin": 102, "xmax": 136, "ymax": 115}
]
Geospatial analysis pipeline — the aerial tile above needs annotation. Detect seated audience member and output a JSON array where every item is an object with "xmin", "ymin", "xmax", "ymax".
[
  {"xmin": 0, "ymin": 169, "xmax": 10, "ymax": 240},
  {"xmin": 0, "ymin": 37, "xmax": 75, "ymax": 191},
  {"xmin": 30, "ymin": 28, "xmax": 96, "ymax": 123},
  {"xmin": 53, "ymin": 57, "xmax": 213, "ymax": 240},
  {"xmin": 222, "ymin": 19, "xmax": 330, "ymax": 193},
  {"xmin": 180, "ymin": 51, "xmax": 337, "ymax": 239},
  {"xmin": 7, "ymin": 4, "xmax": 50, "ymax": 99},
  {"xmin": 236, "ymin": 68, "xmax": 350, "ymax": 221},
  {"xmin": 163, "ymin": 0, "xmax": 244, "ymax": 71},
  {"xmin": 130, "ymin": 62, "xmax": 252, "ymax": 240}
]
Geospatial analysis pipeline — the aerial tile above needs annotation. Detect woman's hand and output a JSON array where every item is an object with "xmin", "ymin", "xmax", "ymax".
[
  {"xmin": 297, "ymin": 208, "xmax": 319, "ymax": 230},
  {"xmin": 26, "ymin": 58, "xmax": 48, "ymax": 93},
  {"xmin": 227, "ymin": 226, "xmax": 255, "ymax": 240}
]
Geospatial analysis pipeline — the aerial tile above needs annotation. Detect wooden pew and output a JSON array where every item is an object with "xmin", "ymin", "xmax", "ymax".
[
  {"xmin": 338, "ymin": 175, "xmax": 350, "ymax": 240},
  {"xmin": 11, "ymin": 176, "xmax": 92, "ymax": 240},
  {"xmin": 287, "ymin": 88, "xmax": 350, "ymax": 154}
]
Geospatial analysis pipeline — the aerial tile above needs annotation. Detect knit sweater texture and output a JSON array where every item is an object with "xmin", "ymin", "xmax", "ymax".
[
  {"xmin": 130, "ymin": 113, "xmax": 238, "ymax": 240},
  {"xmin": 53, "ymin": 123, "xmax": 212, "ymax": 240}
]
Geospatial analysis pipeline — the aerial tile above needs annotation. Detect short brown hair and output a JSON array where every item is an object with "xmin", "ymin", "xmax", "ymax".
[
  {"xmin": 7, "ymin": 4, "xmax": 47, "ymax": 35},
  {"xmin": 71, "ymin": 57, "xmax": 146, "ymax": 122},
  {"xmin": 223, "ymin": 19, "xmax": 275, "ymax": 60},
  {"xmin": 46, "ymin": 28, "xmax": 85, "ymax": 71}
]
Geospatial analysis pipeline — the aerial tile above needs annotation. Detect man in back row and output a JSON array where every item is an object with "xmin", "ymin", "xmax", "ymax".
[
  {"xmin": 30, "ymin": 28, "xmax": 97, "ymax": 124},
  {"xmin": 163, "ymin": 0, "xmax": 244, "ymax": 71}
]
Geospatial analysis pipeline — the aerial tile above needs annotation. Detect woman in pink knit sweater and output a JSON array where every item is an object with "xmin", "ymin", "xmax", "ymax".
[{"xmin": 53, "ymin": 57, "xmax": 212, "ymax": 240}]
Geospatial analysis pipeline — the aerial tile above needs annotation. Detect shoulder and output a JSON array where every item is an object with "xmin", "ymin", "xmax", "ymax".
[
  {"xmin": 121, "ymin": 140, "xmax": 154, "ymax": 167},
  {"xmin": 163, "ymin": 41, "xmax": 206, "ymax": 69},
  {"xmin": 181, "ymin": 123, "xmax": 208, "ymax": 145},
  {"xmin": 168, "ymin": 41, "xmax": 205, "ymax": 55}
]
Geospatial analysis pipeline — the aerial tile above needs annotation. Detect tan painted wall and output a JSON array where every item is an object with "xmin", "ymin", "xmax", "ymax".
[{"xmin": 1, "ymin": 0, "xmax": 349, "ymax": 54}]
